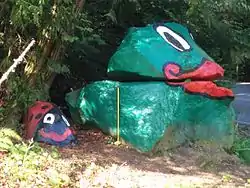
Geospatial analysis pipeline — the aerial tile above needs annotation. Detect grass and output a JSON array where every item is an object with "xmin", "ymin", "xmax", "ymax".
[
  {"xmin": 0, "ymin": 128, "xmax": 73, "ymax": 187},
  {"xmin": 0, "ymin": 128, "xmax": 133, "ymax": 187},
  {"xmin": 1, "ymin": 146, "xmax": 69, "ymax": 187},
  {"xmin": 228, "ymin": 125, "xmax": 250, "ymax": 164},
  {"xmin": 0, "ymin": 127, "xmax": 250, "ymax": 187}
]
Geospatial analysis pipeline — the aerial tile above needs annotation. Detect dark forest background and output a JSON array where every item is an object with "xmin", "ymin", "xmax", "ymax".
[{"xmin": 0, "ymin": 0, "xmax": 250, "ymax": 128}]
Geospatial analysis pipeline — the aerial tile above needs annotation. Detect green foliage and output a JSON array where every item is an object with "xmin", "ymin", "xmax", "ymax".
[
  {"xmin": 106, "ymin": 0, "xmax": 140, "ymax": 27},
  {"xmin": 0, "ymin": 0, "xmax": 101, "ymax": 129},
  {"xmin": 86, "ymin": 0, "xmax": 250, "ymax": 82},
  {"xmin": 0, "ymin": 128, "xmax": 71, "ymax": 186},
  {"xmin": 0, "ymin": 75, "xmax": 49, "ymax": 128},
  {"xmin": 8, "ymin": 77, "xmax": 48, "ymax": 107},
  {"xmin": 230, "ymin": 128, "xmax": 250, "ymax": 164},
  {"xmin": 47, "ymin": 59, "xmax": 70, "ymax": 75},
  {"xmin": 10, "ymin": 0, "xmax": 47, "ymax": 28},
  {"xmin": 0, "ymin": 132, "xmax": 72, "ymax": 187},
  {"xmin": 10, "ymin": 0, "xmax": 91, "ymax": 42},
  {"xmin": 186, "ymin": 0, "xmax": 250, "ymax": 81},
  {"xmin": 0, "ymin": 128, "xmax": 22, "ymax": 152}
]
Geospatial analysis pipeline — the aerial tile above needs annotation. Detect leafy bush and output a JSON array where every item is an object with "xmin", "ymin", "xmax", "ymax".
[{"xmin": 0, "ymin": 128, "xmax": 71, "ymax": 187}]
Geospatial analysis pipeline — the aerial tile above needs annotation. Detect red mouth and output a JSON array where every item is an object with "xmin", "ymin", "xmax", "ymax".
[
  {"xmin": 39, "ymin": 128, "xmax": 74, "ymax": 142},
  {"xmin": 163, "ymin": 59, "xmax": 234, "ymax": 98}
]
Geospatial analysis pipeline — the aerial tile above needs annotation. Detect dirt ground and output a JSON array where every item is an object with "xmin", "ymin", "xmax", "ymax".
[{"xmin": 57, "ymin": 129, "xmax": 250, "ymax": 188}]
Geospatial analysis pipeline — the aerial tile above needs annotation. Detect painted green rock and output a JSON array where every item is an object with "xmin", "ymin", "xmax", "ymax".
[{"xmin": 66, "ymin": 22, "xmax": 235, "ymax": 152}]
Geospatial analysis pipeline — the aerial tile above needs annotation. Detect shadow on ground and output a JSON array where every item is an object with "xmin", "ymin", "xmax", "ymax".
[{"xmin": 57, "ymin": 129, "xmax": 250, "ymax": 187}]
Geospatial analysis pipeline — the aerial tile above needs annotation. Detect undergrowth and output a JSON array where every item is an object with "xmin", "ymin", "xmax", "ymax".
[
  {"xmin": 0, "ymin": 128, "xmax": 73, "ymax": 187},
  {"xmin": 0, "ymin": 123, "xmax": 249, "ymax": 187},
  {"xmin": 229, "ymin": 125, "xmax": 250, "ymax": 164}
]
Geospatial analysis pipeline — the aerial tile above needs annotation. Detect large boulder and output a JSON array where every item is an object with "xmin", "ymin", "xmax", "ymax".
[{"xmin": 66, "ymin": 22, "xmax": 235, "ymax": 152}]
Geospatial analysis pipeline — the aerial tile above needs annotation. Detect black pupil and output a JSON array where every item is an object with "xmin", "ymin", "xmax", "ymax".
[
  {"xmin": 163, "ymin": 32, "xmax": 185, "ymax": 51},
  {"xmin": 41, "ymin": 105, "xmax": 49, "ymax": 109}
]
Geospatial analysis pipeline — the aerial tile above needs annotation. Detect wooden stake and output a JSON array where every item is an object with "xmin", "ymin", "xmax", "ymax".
[{"xmin": 115, "ymin": 86, "xmax": 121, "ymax": 145}]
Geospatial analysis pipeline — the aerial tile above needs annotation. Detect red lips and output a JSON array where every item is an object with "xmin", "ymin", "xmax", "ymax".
[
  {"xmin": 163, "ymin": 59, "xmax": 234, "ymax": 98},
  {"xmin": 39, "ymin": 128, "xmax": 74, "ymax": 142}
]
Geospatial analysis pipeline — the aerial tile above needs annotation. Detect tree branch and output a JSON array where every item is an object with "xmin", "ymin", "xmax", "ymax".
[
  {"xmin": 76, "ymin": 0, "xmax": 85, "ymax": 12},
  {"xmin": 0, "ymin": 39, "xmax": 36, "ymax": 87}
]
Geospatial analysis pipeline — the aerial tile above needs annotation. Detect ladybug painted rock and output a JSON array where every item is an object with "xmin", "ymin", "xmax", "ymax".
[{"xmin": 23, "ymin": 101, "xmax": 76, "ymax": 147}]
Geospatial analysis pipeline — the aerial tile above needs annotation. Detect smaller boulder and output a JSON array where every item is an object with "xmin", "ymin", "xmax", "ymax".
[{"xmin": 23, "ymin": 101, "xmax": 76, "ymax": 147}]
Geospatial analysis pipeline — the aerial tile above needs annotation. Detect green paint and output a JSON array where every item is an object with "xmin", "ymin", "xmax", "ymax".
[
  {"xmin": 107, "ymin": 22, "xmax": 214, "ymax": 79},
  {"xmin": 66, "ymin": 22, "xmax": 235, "ymax": 152}
]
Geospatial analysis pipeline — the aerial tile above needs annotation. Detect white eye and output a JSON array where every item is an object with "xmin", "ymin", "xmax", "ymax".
[
  {"xmin": 43, "ymin": 113, "xmax": 55, "ymax": 124},
  {"xmin": 155, "ymin": 26, "xmax": 191, "ymax": 52},
  {"xmin": 61, "ymin": 115, "xmax": 70, "ymax": 127}
]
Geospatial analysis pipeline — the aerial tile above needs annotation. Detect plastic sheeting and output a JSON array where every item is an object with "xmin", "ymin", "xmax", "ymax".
[{"xmin": 66, "ymin": 81, "xmax": 235, "ymax": 152}]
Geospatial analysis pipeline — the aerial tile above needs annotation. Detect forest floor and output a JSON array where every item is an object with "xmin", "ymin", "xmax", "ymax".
[{"xmin": 1, "ymin": 128, "xmax": 250, "ymax": 188}]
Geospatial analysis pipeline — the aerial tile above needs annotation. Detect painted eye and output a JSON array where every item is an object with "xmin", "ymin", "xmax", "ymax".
[
  {"xmin": 61, "ymin": 115, "xmax": 70, "ymax": 127},
  {"xmin": 43, "ymin": 113, "xmax": 55, "ymax": 124},
  {"xmin": 155, "ymin": 25, "xmax": 191, "ymax": 52},
  {"xmin": 190, "ymin": 33, "xmax": 194, "ymax": 40}
]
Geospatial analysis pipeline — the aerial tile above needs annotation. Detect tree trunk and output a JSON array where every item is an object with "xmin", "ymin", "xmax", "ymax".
[
  {"xmin": 76, "ymin": 0, "xmax": 85, "ymax": 11},
  {"xmin": 28, "ymin": 39, "xmax": 55, "ymax": 87},
  {"xmin": 44, "ymin": 41, "xmax": 65, "ymax": 92},
  {"xmin": 41, "ymin": 0, "xmax": 86, "ymax": 90}
]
